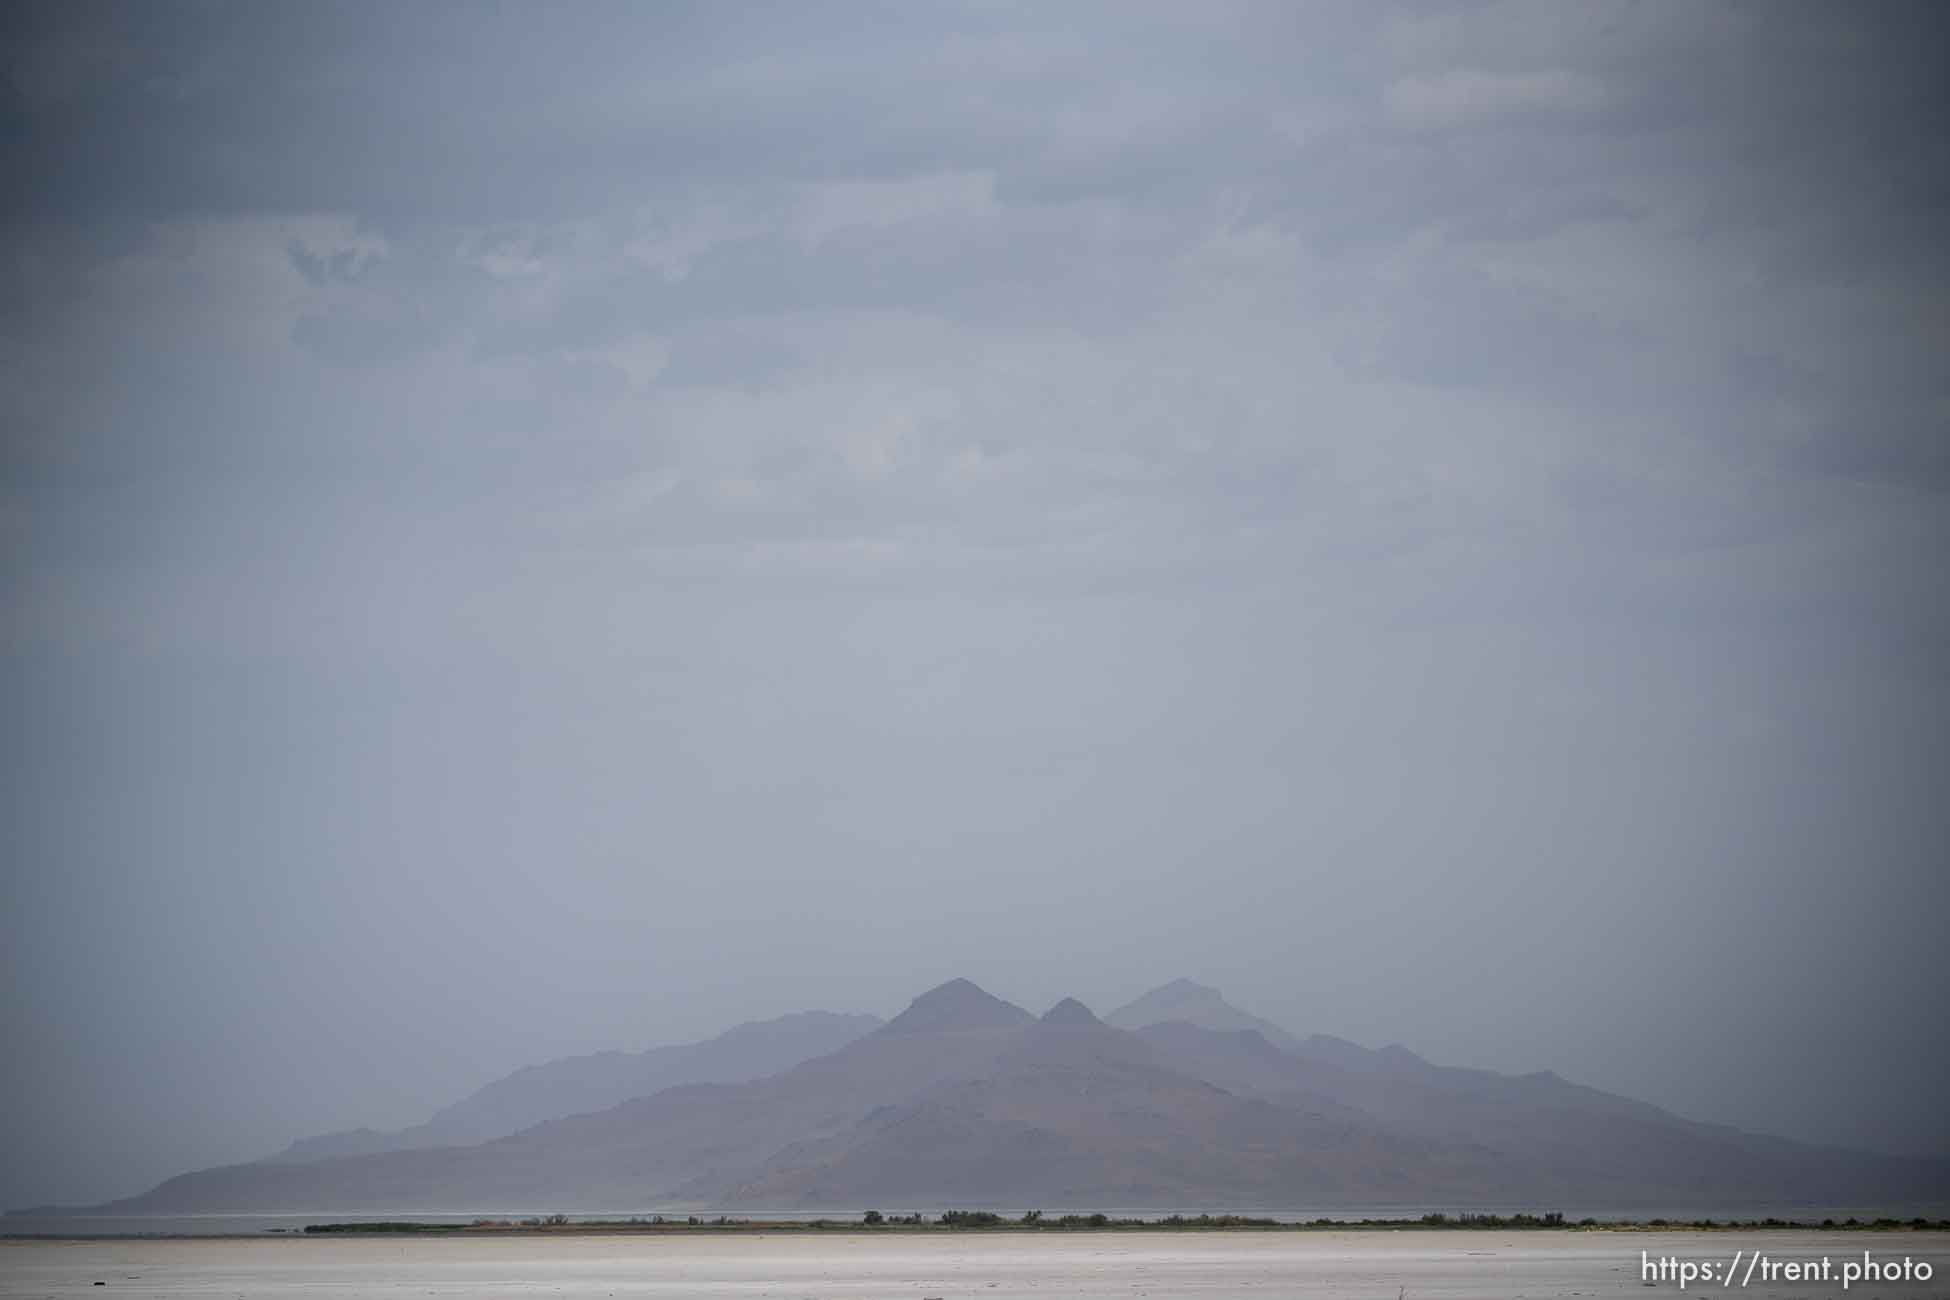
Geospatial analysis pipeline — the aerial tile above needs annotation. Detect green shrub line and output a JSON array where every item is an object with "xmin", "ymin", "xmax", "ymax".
[
  {"xmin": 301, "ymin": 1222, "xmax": 469, "ymax": 1234},
  {"xmin": 298, "ymin": 1211, "xmax": 1950, "ymax": 1236}
]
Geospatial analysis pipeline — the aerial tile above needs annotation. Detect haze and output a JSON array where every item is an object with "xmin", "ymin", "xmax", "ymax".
[{"xmin": 3, "ymin": 2, "xmax": 1946, "ymax": 1212}]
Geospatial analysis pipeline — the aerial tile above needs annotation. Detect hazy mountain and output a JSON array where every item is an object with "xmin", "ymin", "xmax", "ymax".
[
  {"xmin": 27, "ymin": 979, "xmax": 1947, "ymax": 1216},
  {"xmin": 73, "ymin": 982, "xmax": 1036, "ymax": 1213},
  {"xmin": 719, "ymin": 999, "xmax": 1543, "ymax": 1206},
  {"xmin": 1132, "ymin": 1021, "xmax": 1941, "ymax": 1207},
  {"xmin": 260, "ymin": 1010, "xmax": 882, "ymax": 1164},
  {"xmin": 1105, "ymin": 979, "xmax": 1424, "ymax": 1075},
  {"xmin": 1105, "ymin": 978, "xmax": 1310, "ymax": 1054},
  {"xmin": 879, "ymin": 978, "xmax": 1034, "ymax": 1035}
]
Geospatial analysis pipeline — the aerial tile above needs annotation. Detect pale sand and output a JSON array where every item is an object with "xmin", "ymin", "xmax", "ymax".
[{"xmin": 4, "ymin": 1229, "xmax": 1948, "ymax": 1299}]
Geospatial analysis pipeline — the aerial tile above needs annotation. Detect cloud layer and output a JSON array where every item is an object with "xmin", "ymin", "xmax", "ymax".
[{"xmin": 3, "ymin": 1, "xmax": 1946, "ymax": 1208}]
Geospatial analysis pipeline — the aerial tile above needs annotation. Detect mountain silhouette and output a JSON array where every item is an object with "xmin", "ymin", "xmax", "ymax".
[
  {"xmin": 24, "ymin": 978, "xmax": 1946, "ymax": 1216},
  {"xmin": 258, "ymin": 1010, "xmax": 882, "ymax": 1164}
]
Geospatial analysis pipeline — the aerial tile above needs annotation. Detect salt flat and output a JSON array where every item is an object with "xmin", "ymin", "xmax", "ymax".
[{"xmin": 4, "ymin": 1230, "xmax": 1949, "ymax": 1299}]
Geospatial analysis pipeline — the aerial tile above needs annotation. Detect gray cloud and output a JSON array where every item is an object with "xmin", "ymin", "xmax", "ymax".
[{"xmin": 3, "ymin": 0, "xmax": 1947, "ymax": 1210}]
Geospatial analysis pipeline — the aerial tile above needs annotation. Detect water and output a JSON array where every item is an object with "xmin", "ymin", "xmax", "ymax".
[{"xmin": 2, "ymin": 1229, "xmax": 1947, "ymax": 1298}]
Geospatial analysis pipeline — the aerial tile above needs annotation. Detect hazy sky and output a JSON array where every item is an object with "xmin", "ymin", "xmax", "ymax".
[{"xmin": 4, "ymin": 1, "xmax": 1947, "ymax": 1210}]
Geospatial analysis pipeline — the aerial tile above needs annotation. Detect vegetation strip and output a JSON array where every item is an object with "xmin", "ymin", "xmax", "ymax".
[{"xmin": 298, "ymin": 1211, "xmax": 1950, "ymax": 1236}]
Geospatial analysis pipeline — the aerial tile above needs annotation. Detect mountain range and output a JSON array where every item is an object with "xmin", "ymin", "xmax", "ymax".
[
  {"xmin": 259, "ymin": 1010, "xmax": 883, "ymax": 1163},
  {"xmin": 17, "ymin": 978, "xmax": 1946, "ymax": 1215}
]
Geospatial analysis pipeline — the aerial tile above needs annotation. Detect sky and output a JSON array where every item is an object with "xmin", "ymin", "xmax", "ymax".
[{"xmin": 2, "ymin": 1, "xmax": 1947, "ymax": 1211}]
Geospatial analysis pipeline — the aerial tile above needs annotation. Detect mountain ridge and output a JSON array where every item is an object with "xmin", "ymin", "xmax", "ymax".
[
  {"xmin": 259, "ymin": 1009, "xmax": 882, "ymax": 1165},
  {"xmin": 17, "ymin": 978, "xmax": 1947, "ymax": 1217},
  {"xmin": 882, "ymin": 979, "xmax": 1034, "ymax": 1035},
  {"xmin": 1104, "ymin": 978, "xmax": 1309, "ymax": 1053}
]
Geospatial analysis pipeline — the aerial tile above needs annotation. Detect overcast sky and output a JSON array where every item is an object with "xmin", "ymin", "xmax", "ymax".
[{"xmin": 3, "ymin": 1, "xmax": 1947, "ymax": 1210}]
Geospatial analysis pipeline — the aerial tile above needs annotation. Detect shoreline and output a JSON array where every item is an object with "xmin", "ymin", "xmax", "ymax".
[{"xmin": 11, "ymin": 1214, "xmax": 1950, "ymax": 1242}]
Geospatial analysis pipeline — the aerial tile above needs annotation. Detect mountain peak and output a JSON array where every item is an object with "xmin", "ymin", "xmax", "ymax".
[
  {"xmin": 1156, "ymin": 977, "xmax": 1221, "ymax": 998},
  {"xmin": 1105, "ymin": 978, "xmax": 1238, "ymax": 1026},
  {"xmin": 1104, "ymin": 979, "xmax": 1306, "ymax": 1054},
  {"xmin": 882, "ymin": 979, "xmax": 1033, "ymax": 1035},
  {"xmin": 1040, "ymin": 997, "xmax": 1100, "ymax": 1026}
]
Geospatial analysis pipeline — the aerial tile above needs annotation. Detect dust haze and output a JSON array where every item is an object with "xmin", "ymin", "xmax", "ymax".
[{"xmin": 2, "ymin": 1, "xmax": 1947, "ymax": 1210}]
